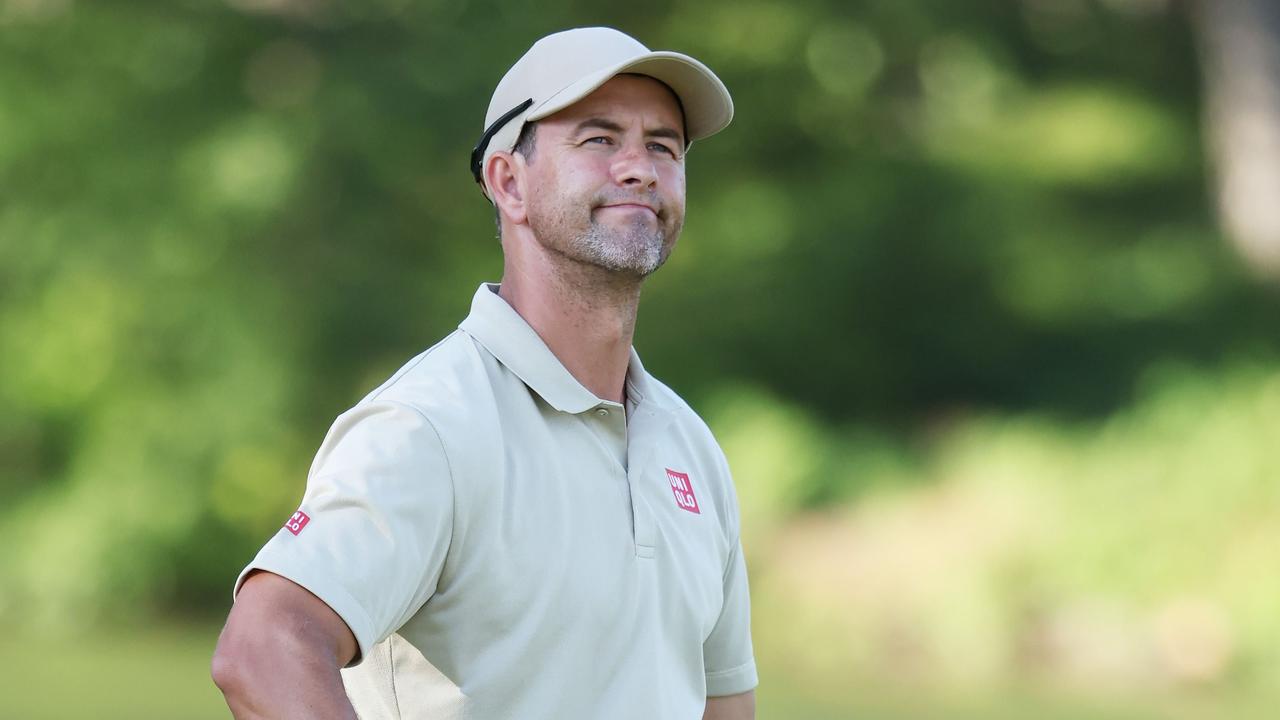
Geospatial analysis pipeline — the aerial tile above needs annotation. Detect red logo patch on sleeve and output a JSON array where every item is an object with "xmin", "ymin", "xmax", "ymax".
[
  {"xmin": 665, "ymin": 468, "xmax": 701, "ymax": 514},
  {"xmin": 284, "ymin": 510, "xmax": 310, "ymax": 536}
]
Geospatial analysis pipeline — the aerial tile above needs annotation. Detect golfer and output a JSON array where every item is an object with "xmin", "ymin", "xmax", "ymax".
[{"xmin": 212, "ymin": 27, "xmax": 757, "ymax": 719}]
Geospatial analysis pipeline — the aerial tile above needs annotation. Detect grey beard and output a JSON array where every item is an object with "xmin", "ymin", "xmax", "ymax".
[{"xmin": 568, "ymin": 217, "xmax": 667, "ymax": 277}]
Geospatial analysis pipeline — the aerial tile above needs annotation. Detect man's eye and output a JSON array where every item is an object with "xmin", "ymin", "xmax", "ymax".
[
  {"xmin": 585, "ymin": 136, "xmax": 612, "ymax": 145},
  {"xmin": 649, "ymin": 143, "xmax": 677, "ymax": 157}
]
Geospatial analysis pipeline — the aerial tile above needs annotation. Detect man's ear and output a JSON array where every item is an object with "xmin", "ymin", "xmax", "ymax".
[{"xmin": 486, "ymin": 151, "xmax": 528, "ymax": 227}]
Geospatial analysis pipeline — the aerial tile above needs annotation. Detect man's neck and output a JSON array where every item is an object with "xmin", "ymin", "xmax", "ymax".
[{"xmin": 498, "ymin": 256, "xmax": 642, "ymax": 404}]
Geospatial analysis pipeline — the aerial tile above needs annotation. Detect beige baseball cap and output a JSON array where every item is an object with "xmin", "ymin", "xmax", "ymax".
[{"xmin": 470, "ymin": 27, "xmax": 734, "ymax": 197}]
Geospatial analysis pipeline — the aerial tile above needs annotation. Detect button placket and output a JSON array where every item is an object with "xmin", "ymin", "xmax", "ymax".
[{"xmin": 625, "ymin": 407, "xmax": 670, "ymax": 559}]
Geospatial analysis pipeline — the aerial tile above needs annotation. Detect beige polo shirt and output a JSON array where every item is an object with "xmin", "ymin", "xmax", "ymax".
[{"xmin": 235, "ymin": 283, "xmax": 757, "ymax": 719}]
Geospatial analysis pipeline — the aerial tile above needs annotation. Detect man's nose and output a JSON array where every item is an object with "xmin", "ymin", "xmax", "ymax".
[{"xmin": 611, "ymin": 144, "xmax": 658, "ymax": 188}]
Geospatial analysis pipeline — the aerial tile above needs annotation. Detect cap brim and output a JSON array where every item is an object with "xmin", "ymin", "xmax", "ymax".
[{"xmin": 526, "ymin": 51, "xmax": 733, "ymax": 142}]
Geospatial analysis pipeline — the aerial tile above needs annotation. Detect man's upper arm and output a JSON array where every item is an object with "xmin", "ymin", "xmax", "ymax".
[
  {"xmin": 703, "ymin": 690, "xmax": 756, "ymax": 720},
  {"xmin": 212, "ymin": 571, "xmax": 361, "ymax": 719},
  {"xmin": 233, "ymin": 400, "xmax": 456, "ymax": 662},
  {"xmin": 224, "ymin": 570, "xmax": 358, "ymax": 667},
  {"xmin": 702, "ymin": 439, "xmax": 759, "ymax": 697},
  {"xmin": 702, "ymin": 536, "xmax": 759, "ymax": 695}
]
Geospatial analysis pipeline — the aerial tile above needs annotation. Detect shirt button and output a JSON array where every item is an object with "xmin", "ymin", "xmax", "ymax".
[{"xmin": 595, "ymin": 408, "xmax": 610, "ymax": 417}]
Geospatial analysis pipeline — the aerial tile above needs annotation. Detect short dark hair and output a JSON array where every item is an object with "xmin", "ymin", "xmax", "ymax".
[
  {"xmin": 494, "ymin": 122, "xmax": 539, "ymax": 240},
  {"xmin": 513, "ymin": 121, "xmax": 538, "ymax": 162}
]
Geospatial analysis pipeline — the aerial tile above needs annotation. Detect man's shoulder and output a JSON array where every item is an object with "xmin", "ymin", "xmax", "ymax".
[
  {"xmin": 641, "ymin": 371, "xmax": 745, "ymax": 537},
  {"xmin": 642, "ymin": 372, "xmax": 733, "ymax": 475},
  {"xmin": 354, "ymin": 329, "xmax": 491, "ymax": 422},
  {"xmin": 644, "ymin": 372, "xmax": 720, "ymax": 447}
]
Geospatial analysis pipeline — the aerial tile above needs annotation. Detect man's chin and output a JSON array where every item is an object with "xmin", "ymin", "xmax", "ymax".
[
  {"xmin": 556, "ymin": 223, "xmax": 673, "ymax": 279},
  {"xmin": 582, "ymin": 247, "xmax": 666, "ymax": 279}
]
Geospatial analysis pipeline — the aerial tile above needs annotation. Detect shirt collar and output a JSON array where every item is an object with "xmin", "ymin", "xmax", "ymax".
[
  {"xmin": 461, "ymin": 283, "xmax": 660, "ymax": 415},
  {"xmin": 623, "ymin": 344, "xmax": 660, "ymax": 410}
]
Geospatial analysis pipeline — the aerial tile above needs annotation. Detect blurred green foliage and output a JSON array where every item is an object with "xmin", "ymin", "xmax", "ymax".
[
  {"xmin": 11, "ymin": 622, "xmax": 1267, "ymax": 720},
  {"xmin": 2, "ymin": 0, "xmax": 1280, "ymax": 715},
  {"xmin": 730, "ymin": 363, "xmax": 1280, "ymax": 706}
]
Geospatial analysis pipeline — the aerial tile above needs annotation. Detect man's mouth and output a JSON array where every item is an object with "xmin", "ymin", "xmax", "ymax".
[{"xmin": 597, "ymin": 203, "xmax": 659, "ymax": 217}]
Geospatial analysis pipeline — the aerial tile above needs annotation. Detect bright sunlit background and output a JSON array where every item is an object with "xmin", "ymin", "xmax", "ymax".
[{"xmin": 3, "ymin": 0, "xmax": 1280, "ymax": 718}]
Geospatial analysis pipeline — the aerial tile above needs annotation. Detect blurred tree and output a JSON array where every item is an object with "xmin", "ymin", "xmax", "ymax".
[
  {"xmin": 1194, "ymin": 0, "xmax": 1280, "ymax": 278},
  {"xmin": 0, "ymin": 0, "xmax": 1278, "ymax": 628}
]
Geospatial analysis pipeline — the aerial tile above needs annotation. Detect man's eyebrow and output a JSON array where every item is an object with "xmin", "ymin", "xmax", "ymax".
[
  {"xmin": 572, "ymin": 118, "xmax": 626, "ymax": 136},
  {"xmin": 571, "ymin": 118, "xmax": 686, "ymax": 145},
  {"xmin": 646, "ymin": 127, "xmax": 684, "ymax": 144}
]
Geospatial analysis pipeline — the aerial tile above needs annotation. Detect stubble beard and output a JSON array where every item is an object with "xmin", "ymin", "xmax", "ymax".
[
  {"xmin": 573, "ymin": 213, "xmax": 672, "ymax": 278},
  {"xmin": 532, "ymin": 199, "xmax": 683, "ymax": 280}
]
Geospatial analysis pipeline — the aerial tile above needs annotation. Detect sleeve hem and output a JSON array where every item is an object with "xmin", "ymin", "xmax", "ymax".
[
  {"xmin": 234, "ymin": 552, "xmax": 379, "ymax": 667},
  {"xmin": 705, "ymin": 659, "xmax": 759, "ymax": 697}
]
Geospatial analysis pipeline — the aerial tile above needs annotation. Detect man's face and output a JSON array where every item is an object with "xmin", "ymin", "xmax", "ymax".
[{"xmin": 521, "ymin": 74, "xmax": 687, "ymax": 279}]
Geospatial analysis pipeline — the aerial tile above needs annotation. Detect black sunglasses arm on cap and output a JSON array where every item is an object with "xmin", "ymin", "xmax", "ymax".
[{"xmin": 470, "ymin": 98, "xmax": 534, "ymax": 187}]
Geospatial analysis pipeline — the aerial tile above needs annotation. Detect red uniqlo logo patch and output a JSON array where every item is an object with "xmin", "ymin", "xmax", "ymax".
[
  {"xmin": 284, "ymin": 510, "xmax": 310, "ymax": 536},
  {"xmin": 666, "ymin": 469, "xmax": 701, "ymax": 514}
]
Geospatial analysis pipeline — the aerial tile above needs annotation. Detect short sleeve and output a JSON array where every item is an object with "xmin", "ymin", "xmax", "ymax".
[
  {"xmin": 233, "ymin": 400, "xmax": 454, "ymax": 665},
  {"xmin": 702, "ymin": 536, "xmax": 759, "ymax": 696}
]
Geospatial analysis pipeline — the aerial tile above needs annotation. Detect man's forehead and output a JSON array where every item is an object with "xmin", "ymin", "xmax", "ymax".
[{"xmin": 541, "ymin": 75, "xmax": 685, "ymax": 135}]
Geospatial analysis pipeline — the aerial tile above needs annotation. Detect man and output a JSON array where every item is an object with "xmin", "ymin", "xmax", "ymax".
[{"xmin": 212, "ymin": 27, "xmax": 756, "ymax": 719}]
